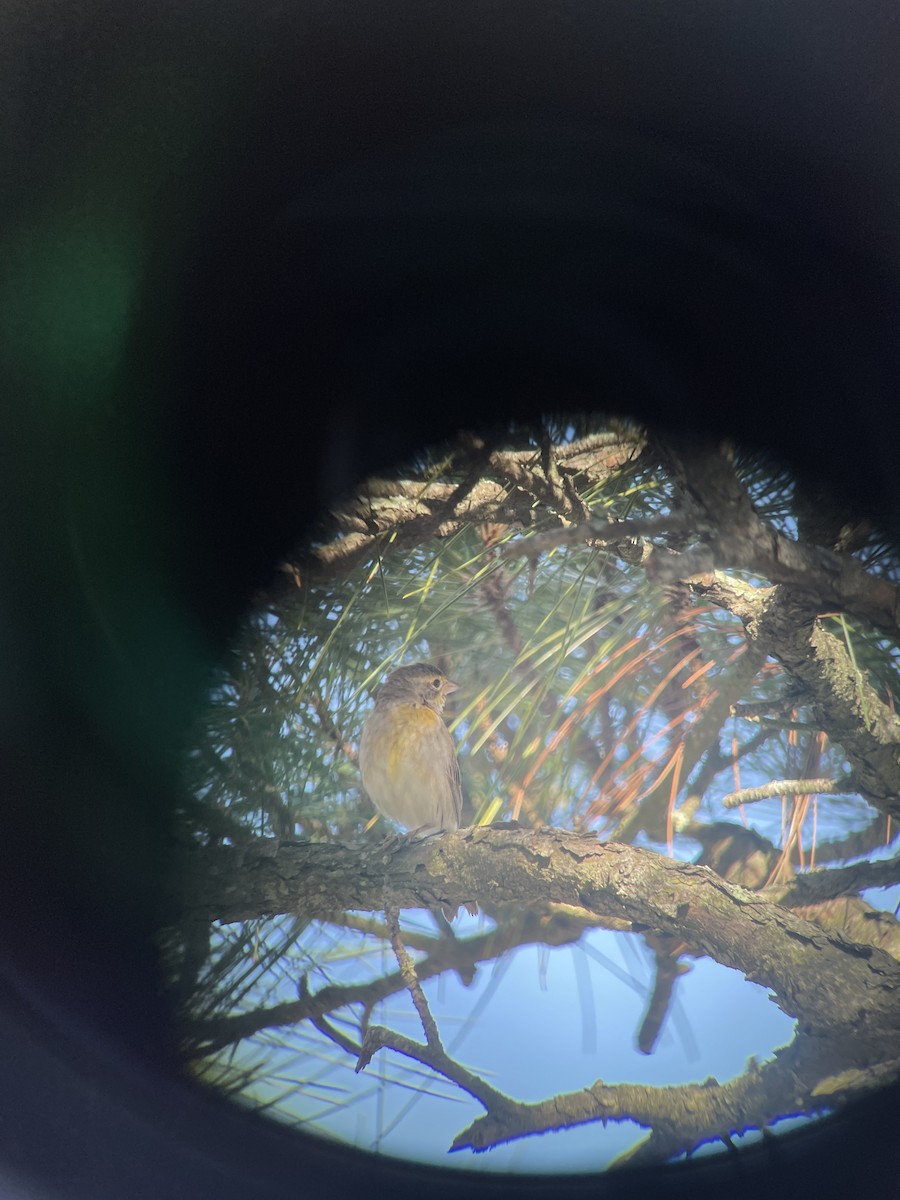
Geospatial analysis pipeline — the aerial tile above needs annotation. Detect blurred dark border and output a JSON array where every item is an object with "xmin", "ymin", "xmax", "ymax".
[{"xmin": 2, "ymin": 2, "xmax": 899, "ymax": 1197}]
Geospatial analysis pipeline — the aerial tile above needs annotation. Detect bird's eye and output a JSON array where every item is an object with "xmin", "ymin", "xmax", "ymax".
[{"xmin": 431, "ymin": 678, "xmax": 442, "ymax": 689}]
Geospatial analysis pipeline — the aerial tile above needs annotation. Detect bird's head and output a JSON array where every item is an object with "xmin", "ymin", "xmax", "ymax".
[{"xmin": 378, "ymin": 663, "xmax": 459, "ymax": 712}]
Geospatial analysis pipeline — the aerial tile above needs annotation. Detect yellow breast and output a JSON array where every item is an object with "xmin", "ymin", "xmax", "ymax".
[
  {"xmin": 384, "ymin": 704, "xmax": 443, "ymax": 780},
  {"xmin": 359, "ymin": 700, "xmax": 457, "ymax": 833}
]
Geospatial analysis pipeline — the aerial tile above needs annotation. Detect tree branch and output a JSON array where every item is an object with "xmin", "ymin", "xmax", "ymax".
[
  {"xmin": 656, "ymin": 437, "xmax": 900, "ymax": 639},
  {"xmin": 186, "ymin": 905, "xmax": 588, "ymax": 1055},
  {"xmin": 722, "ymin": 778, "xmax": 848, "ymax": 808},
  {"xmin": 452, "ymin": 1033, "xmax": 867, "ymax": 1159},
  {"xmin": 689, "ymin": 576, "xmax": 900, "ymax": 816},
  {"xmin": 170, "ymin": 829, "xmax": 900, "ymax": 1045},
  {"xmin": 769, "ymin": 855, "xmax": 900, "ymax": 906},
  {"xmin": 297, "ymin": 431, "xmax": 642, "ymax": 582}
]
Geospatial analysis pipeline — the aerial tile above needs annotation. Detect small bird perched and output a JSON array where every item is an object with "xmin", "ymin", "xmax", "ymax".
[{"xmin": 358, "ymin": 662, "xmax": 463, "ymax": 838}]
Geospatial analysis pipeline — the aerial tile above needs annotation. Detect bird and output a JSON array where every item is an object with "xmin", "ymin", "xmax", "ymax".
[{"xmin": 358, "ymin": 662, "xmax": 463, "ymax": 839}]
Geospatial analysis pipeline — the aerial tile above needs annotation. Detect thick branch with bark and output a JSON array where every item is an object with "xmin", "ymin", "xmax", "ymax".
[
  {"xmin": 448, "ymin": 1032, "xmax": 883, "ymax": 1161},
  {"xmin": 171, "ymin": 828, "xmax": 900, "ymax": 1044},
  {"xmin": 352, "ymin": 1011, "xmax": 854, "ymax": 1161},
  {"xmin": 655, "ymin": 438, "xmax": 900, "ymax": 639},
  {"xmin": 171, "ymin": 829, "xmax": 900, "ymax": 1161},
  {"xmin": 293, "ymin": 431, "xmax": 643, "ymax": 581},
  {"xmin": 691, "ymin": 575, "xmax": 900, "ymax": 816}
]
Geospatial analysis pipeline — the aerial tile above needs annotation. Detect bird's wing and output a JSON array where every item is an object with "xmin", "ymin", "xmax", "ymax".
[{"xmin": 448, "ymin": 746, "xmax": 463, "ymax": 828}]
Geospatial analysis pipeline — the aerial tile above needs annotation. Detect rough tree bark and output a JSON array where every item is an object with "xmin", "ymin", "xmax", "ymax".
[{"xmin": 168, "ymin": 827, "xmax": 900, "ymax": 1160}]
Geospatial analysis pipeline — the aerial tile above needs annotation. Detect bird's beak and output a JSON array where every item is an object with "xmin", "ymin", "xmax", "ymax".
[{"xmin": 443, "ymin": 679, "xmax": 460, "ymax": 694}]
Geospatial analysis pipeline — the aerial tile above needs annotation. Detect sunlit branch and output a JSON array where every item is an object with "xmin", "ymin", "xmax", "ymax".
[
  {"xmin": 298, "ymin": 431, "xmax": 643, "ymax": 583},
  {"xmin": 722, "ymin": 778, "xmax": 847, "ymax": 808},
  {"xmin": 500, "ymin": 513, "xmax": 692, "ymax": 560}
]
